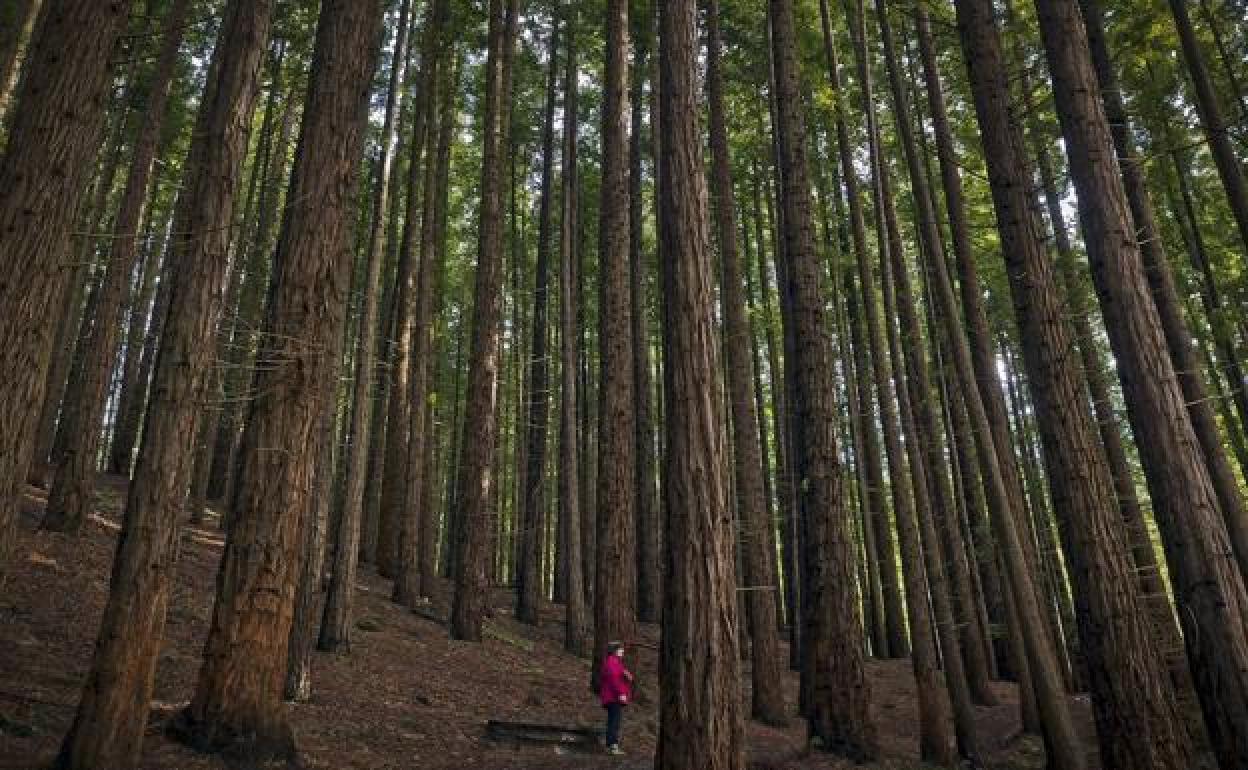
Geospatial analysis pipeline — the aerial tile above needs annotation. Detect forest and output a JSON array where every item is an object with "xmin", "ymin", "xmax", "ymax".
[{"xmin": 1, "ymin": 0, "xmax": 1247, "ymax": 768}]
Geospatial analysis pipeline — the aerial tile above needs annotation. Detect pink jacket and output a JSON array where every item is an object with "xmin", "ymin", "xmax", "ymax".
[{"xmin": 598, "ymin": 654, "xmax": 633, "ymax": 706}]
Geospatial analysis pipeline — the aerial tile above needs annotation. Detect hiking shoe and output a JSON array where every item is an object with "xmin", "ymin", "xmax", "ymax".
[{"xmin": 607, "ymin": 745, "xmax": 623, "ymax": 756}]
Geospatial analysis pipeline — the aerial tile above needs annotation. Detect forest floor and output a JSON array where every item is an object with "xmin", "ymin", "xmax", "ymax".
[{"xmin": 0, "ymin": 474, "xmax": 1096, "ymax": 769}]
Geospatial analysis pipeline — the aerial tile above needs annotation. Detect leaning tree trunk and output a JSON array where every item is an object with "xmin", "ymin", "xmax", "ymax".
[
  {"xmin": 31, "ymin": 119, "xmax": 129, "ymax": 488},
  {"xmin": 1167, "ymin": 0, "xmax": 1248, "ymax": 262},
  {"xmin": 858, "ymin": 159, "xmax": 955, "ymax": 767},
  {"xmin": 769, "ymin": 0, "xmax": 875, "ymax": 757},
  {"xmin": 913, "ymin": 4, "xmax": 1092, "ymax": 767},
  {"xmin": 1031, "ymin": 113, "xmax": 1203, "ymax": 741},
  {"xmin": 170, "ymin": 0, "xmax": 381, "ymax": 760},
  {"xmin": 43, "ymin": 0, "xmax": 190, "ymax": 534},
  {"xmin": 826, "ymin": 1, "xmax": 908, "ymax": 661},
  {"xmin": 0, "ymin": 0, "xmax": 131, "ymax": 587},
  {"xmin": 52, "ymin": 1, "xmax": 274, "ymax": 766},
  {"xmin": 1031, "ymin": 0, "xmax": 1248, "ymax": 765},
  {"xmin": 319, "ymin": 0, "xmax": 413, "ymax": 651},
  {"xmin": 705, "ymin": 0, "xmax": 787, "ymax": 728},
  {"xmin": 654, "ymin": 1, "xmax": 746, "ymax": 767},
  {"xmin": 450, "ymin": 0, "xmax": 517, "ymax": 642},
  {"xmin": 0, "ymin": 0, "xmax": 40, "ymax": 120},
  {"xmin": 1080, "ymin": 0, "xmax": 1248, "ymax": 585},
  {"xmin": 875, "ymin": 124, "xmax": 984, "ymax": 765},
  {"xmin": 938, "ymin": 0, "xmax": 1194, "ymax": 760}
]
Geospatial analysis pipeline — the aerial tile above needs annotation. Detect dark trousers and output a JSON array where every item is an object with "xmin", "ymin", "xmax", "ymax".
[{"xmin": 605, "ymin": 702, "xmax": 623, "ymax": 747}]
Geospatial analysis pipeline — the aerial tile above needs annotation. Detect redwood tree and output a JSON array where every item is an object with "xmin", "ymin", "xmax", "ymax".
[
  {"xmin": 450, "ymin": 0, "xmax": 518, "ymax": 642},
  {"xmin": 655, "ymin": 0, "xmax": 746, "ymax": 766},
  {"xmin": 0, "ymin": 0, "xmax": 132, "ymax": 587},
  {"xmin": 43, "ymin": 0, "xmax": 191, "ymax": 534},
  {"xmin": 171, "ymin": 0, "xmax": 382, "ymax": 758},
  {"xmin": 705, "ymin": 0, "xmax": 787, "ymax": 728},
  {"xmin": 52, "ymin": 0, "xmax": 275, "ymax": 765},
  {"xmin": 1031, "ymin": 0, "xmax": 1248, "ymax": 764},
  {"xmin": 593, "ymin": 0, "xmax": 638, "ymax": 670},
  {"xmin": 769, "ymin": 0, "xmax": 874, "ymax": 757}
]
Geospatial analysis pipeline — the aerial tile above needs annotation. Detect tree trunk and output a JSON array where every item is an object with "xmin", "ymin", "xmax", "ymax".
[
  {"xmin": 31, "ymin": 116, "xmax": 129, "ymax": 487},
  {"xmin": 654, "ymin": 2, "xmax": 746, "ymax": 766},
  {"xmin": 1167, "ymin": 0, "xmax": 1248, "ymax": 262},
  {"xmin": 1034, "ymin": 111, "xmax": 1207, "ymax": 749},
  {"xmin": 1031, "ymin": 0, "xmax": 1248, "ymax": 764},
  {"xmin": 319, "ymin": 0, "xmax": 413, "ymax": 651},
  {"xmin": 1080, "ymin": 0, "xmax": 1248, "ymax": 585},
  {"xmin": 378, "ymin": 3, "xmax": 440, "ymax": 581},
  {"xmin": 392, "ymin": 0, "xmax": 450, "ymax": 608},
  {"xmin": 559, "ymin": 5, "xmax": 589, "ymax": 656},
  {"xmin": 43, "ymin": 0, "xmax": 190, "ymax": 533},
  {"xmin": 944, "ymin": 2, "xmax": 1196, "ymax": 761},
  {"xmin": 631, "ymin": 1, "xmax": 661, "ymax": 626},
  {"xmin": 769, "ymin": 0, "xmax": 874, "ymax": 757},
  {"xmin": 943, "ymin": 4, "xmax": 1093, "ymax": 763},
  {"xmin": 0, "ymin": 0, "xmax": 131, "ymax": 586},
  {"xmin": 705, "ymin": 0, "xmax": 787, "ymax": 727},
  {"xmin": 51, "ymin": 1, "xmax": 274, "ymax": 765},
  {"xmin": 285, "ymin": 401, "xmax": 337, "ymax": 701},
  {"xmin": 0, "ymin": 0, "xmax": 39, "ymax": 120},
  {"xmin": 170, "ymin": 1, "xmax": 381, "ymax": 759},
  {"xmin": 202, "ymin": 41, "xmax": 290, "ymax": 505},
  {"xmin": 107, "ymin": 179, "xmax": 173, "ymax": 477},
  {"xmin": 516, "ymin": 13, "xmax": 559, "ymax": 625},
  {"xmin": 450, "ymin": 0, "xmax": 517, "ymax": 642},
  {"xmin": 420, "ymin": 53, "xmax": 458, "ymax": 598},
  {"xmin": 591, "ymin": 0, "xmax": 638, "ymax": 675}
]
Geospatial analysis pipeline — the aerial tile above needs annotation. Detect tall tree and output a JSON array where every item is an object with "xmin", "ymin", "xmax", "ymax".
[
  {"xmin": 1031, "ymin": 0, "xmax": 1248, "ymax": 765},
  {"xmin": 516, "ymin": 11, "xmax": 560, "ymax": 625},
  {"xmin": 705, "ymin": 0, "xmax": 787, "ymax": 727},
  {"xmin": 654, "ymin": 0, "xmax": 746, "ymax": 766},
  {"xmin": 1167, "ymin": 0, "xmax": 1248, "ymax": 261},
  {"xmin": 825, "ymin": 0, "xmax": 907, "ymax": 662},
  {"xmin": 450, "ymin": 0, "xmax": 519, "ymax": 641},
  {"xmin": 419, "ymin": 52, "xmax": 459, "ymax": 597},
  {"xmin": 769, "ymin": 0, "xmax": 874, "ymax": 756},
  {"xmin": 42, "ymin": 0, "xmax": 191, "ymax": 533},
  {"xmin": 50, "ymin": 0, "xmax": 275, "ymax": 765},
  {"xmin": 1078, "ymin": 0, "xmax": 1248, "ymax": 583},
  {"xmin": 320, "ymin": 0, "xmax": 414, "ymax": 651},
  {"xmin": 921, "ymin": 0, "xmax": 1194, "ymax": 761},
  {"xmin": 631, "ymin": 0, "xmax": 661, "ymax": 626},
  {"xmin": 393, "ymin": 0, "xmax": 451, "ymax": 607},
  {"xmin": 559, "ymin": 5, "xmax": 590, "ymax": 655},
  {"xmin": 377, "ymin": 0, "xmax": 441, "ymax": 580},
  {"xmin": 0, "ymin": 0, "xmax": 132, "ymax": 586},
  {"xmin": 171, "ymin": 0, "xmax": 382, "ymax": 758},
  {"xmin": 943, "ymin": 4, "xmax": 1093, "ymax": 763},
  {"xmin": 593, "ymin": 0, "xmax": 638, "ymax": 668}
]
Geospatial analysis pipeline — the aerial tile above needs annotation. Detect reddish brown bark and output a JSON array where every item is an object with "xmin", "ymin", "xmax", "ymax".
[
  {"xmin": 654, "ymin": 1, "xmax": 746, "ymax": 766},
  {"xmin": 0, "ymin": 0, "xmax": 131, "ymax": 586},
  {"xmin": 172, "ymin": 0, "xmax": 382, "ymax": 758}
]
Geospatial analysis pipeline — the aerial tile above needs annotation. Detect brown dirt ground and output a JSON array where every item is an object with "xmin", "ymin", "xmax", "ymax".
[{"xmin": 0, "ymin": 475, "xmax": 1095, "ymax": 769}]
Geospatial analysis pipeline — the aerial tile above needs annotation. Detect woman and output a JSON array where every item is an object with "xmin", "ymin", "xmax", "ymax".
[{"xmin": 597, "ymin": 641, "xmax": 634, "ymax": 755}]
